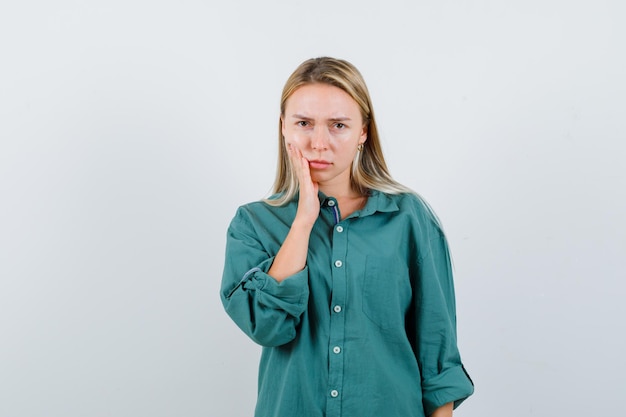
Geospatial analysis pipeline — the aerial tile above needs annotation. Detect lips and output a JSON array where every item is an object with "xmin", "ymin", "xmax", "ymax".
[{"xmin": 308, "ymin": 159, "xmax": 332, "ymax": 169}]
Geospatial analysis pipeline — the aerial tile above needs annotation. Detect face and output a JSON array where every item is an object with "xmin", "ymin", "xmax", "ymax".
[{"xmin": 281, "ymin": 83, "xmax": 367, "ymax": 190}]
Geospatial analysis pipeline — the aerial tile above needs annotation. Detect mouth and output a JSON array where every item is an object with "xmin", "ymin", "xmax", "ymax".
[{"xmin": 308, "ymin": 159, "xmax": 332, "ymax": 169}]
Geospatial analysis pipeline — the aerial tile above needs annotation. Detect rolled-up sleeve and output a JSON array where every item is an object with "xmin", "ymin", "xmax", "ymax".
[
  {"xmin": 414, "ymin": 218, "xmax": 474, "ymax": 415},
  {"xmin": 220, "ymin": 207, "xmax": 309, "ymax": 347}
]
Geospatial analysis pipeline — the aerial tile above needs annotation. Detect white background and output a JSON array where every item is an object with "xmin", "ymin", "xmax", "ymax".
[{"xmin": 1, "ymin": 1, "xmax": 624, "ymax": 416}]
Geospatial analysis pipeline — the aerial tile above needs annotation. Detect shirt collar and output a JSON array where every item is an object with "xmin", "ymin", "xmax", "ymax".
[
  {"xmin": 360, "ymin": 190, "xmax": 399, "ymax": 216},
  {"xmin": 318, "ymin": 189, "xmax": 399, "ymax": 218}
]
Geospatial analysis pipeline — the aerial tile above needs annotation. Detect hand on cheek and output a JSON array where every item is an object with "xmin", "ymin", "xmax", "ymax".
[{"xmin": 287, "ymin": 143, "xmax": 320, "ymax": 226}]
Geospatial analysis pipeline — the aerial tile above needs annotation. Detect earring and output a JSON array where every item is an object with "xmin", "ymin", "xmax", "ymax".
[{"xmin": 357, "ymin": 143, "xmax": 364, "ymax": 151}]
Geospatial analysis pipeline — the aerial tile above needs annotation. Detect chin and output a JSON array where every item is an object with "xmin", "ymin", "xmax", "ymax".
[{"xmin": 310, "ymin": 173, "xmax": 331, "ymax": 183}]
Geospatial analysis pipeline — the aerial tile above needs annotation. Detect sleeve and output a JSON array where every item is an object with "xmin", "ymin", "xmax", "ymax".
[
  {"xmin": 220, "ymin": 207, "xmax": 310, "ymax": 347},
  {"xmin": 413, "ymin": 214, "xmax": 474, "ymax": 415}
]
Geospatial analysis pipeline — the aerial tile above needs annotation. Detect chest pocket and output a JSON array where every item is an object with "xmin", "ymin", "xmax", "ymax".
[{"xmin": 361, "ymin": 255, "xmax": 412, "ymax": 330}]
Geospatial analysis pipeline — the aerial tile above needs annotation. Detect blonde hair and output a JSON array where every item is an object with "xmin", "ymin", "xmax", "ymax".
[{"xmin": 266, "ymin": 57, "xmax": 412, "ymax": 205}]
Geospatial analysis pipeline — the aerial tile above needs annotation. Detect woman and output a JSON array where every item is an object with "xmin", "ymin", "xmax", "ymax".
[{"xmin": 221, "ymin": 57, "xmax": 474, "ymax": 417}]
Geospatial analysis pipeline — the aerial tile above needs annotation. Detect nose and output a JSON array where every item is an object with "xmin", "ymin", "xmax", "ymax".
[{"xmin": 311, "ymin": 126, "xmax": 330, "ymax": 151}]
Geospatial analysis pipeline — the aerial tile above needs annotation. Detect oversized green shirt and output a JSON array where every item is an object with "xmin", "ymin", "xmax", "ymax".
[{"xmin": 221, "ymin": 190, "xmax": 474, "ymax": 417}]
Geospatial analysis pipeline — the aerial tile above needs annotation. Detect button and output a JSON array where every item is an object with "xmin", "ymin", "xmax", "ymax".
[
  {"xmin": 333, "ymin": 305, "xmax": 342, "ymax": 313},
  {"xmin": 327, "ymin": 200, "xmax": 336, "ymax": 207},
  {"xmin": 336, "ymin": 226, "xmax": 344, "ymax": 233},
  {"xmin": 334, "ymin": 260, "xmax": 343, "ymax": 268},
  {"xmin": 330, "ymin": 390, "xmax": 339, "ymax": 398},
  {"xmin": 333, "ymin": 346, "xmax": 341, "ymax": 354}
]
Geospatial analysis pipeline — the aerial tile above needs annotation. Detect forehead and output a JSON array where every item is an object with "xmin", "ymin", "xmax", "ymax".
[{"xmin": 285, "ymin": 83, "xmax": 361, "ymax": 118}]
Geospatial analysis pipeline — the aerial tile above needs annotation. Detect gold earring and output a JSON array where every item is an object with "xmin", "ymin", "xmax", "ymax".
[{"xmin": 357, "ymin": 143, "xmax": 364, "ymax": 152}]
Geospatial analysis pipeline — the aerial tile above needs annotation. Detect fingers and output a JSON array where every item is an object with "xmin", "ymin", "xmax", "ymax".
[
  {"xmin": 288, "ymin": 144, "xmax": 318, "ymax": 198},
  {"xmin": 288, "ymin": 144, "xmax": 311, "ymax": 184},
  {"xmin": 287, "ymin": 144, "xmax": 320, "ymax": 225}
]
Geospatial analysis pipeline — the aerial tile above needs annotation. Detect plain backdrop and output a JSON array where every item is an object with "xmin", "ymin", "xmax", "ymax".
[{"xmin": 1, "ymin": 1, "xmax": 624, "ymax": 416}]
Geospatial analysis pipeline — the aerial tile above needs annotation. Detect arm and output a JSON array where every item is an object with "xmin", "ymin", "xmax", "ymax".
[
  {"xmin": 267, "ymin": 145, "xmax": 319, "ymax": 281},
  {"xmin": 430, "ymin": 402, "xmax": 453, "ymax": 417},
  {"xmin": 220, "ymin": 145, "xmax": 320, "ymax": 346},
  {"xmin": 220, "ymin": 209, "xmax": 310, "ymax": 347},
  {"xmin": 413, "ymin": 207, "xmax": 474, "ymax": 415}
]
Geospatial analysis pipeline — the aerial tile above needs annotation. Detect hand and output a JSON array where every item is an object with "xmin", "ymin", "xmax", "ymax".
[
  {"xmin": 288, "ymin": 144, "xmax": 320, "ymax": 227},
  {"xmin": 267, "ymin": 145, "xmax": 318, "ymax": 282}
]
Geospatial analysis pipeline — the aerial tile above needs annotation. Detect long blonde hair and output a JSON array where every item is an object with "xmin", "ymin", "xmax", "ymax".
[{"xmin": 266, "ymin": 57, "xmax": 412, "ymax": 205}]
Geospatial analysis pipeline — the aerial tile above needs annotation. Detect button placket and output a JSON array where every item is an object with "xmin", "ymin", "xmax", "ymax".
[
  {"xmin": 326, "ymin": 199, "xmax": 348, "ymax": 417},
  {"xmin": 325, "ymin": 198, "xmax": 340, "ymax": 224}
]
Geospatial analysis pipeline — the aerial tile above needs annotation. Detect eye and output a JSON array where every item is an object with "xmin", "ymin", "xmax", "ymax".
[
  {"xmin": 297, "ymin": 121, "xmax": 309, "ymax": 127},
  {"xmin": 334, "ymin": 123, "xmax": 346, "ymax": 129}
]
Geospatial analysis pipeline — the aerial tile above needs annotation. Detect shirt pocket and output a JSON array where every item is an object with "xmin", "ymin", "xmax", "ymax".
[{"xmin": 361, "ymin": 255, "xmax": 412, "ymax": 330}]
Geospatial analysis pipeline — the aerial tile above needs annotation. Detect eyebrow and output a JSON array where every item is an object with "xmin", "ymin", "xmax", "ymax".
[{"xmin": 290, "ymin": 114, "xmax": 352, "ymax": 122}]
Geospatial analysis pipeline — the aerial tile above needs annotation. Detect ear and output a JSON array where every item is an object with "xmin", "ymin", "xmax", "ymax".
[
  {"xmin": 360, "ymin": 124, "xmax": 368, "ymax": 143},
  {"xmin": 281, "ymin": 115, "xmax": 286, "ymax": 138}
]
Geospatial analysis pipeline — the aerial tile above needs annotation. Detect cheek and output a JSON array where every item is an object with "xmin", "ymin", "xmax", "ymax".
[{"xmin": 285, "ymin": 130, "xmax": 309, "ymax": 146}]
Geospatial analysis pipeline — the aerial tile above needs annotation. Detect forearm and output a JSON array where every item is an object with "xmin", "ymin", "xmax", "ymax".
[
  {"xmin": 430, "ymin": 402, "xmax": 453, "ymax": 417},
  {"xmin": 267, "ymin": 219, "xmax": 313, "ymax": 282}
]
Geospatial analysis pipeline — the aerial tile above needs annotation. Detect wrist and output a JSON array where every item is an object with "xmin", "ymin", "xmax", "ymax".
[{"xmin": 292, "ymin": 214, "xmax": 316, "ymax": 231}]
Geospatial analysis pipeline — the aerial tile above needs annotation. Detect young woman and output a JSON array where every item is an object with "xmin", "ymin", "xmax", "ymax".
[{"xmin": 221, "ymin": 57, "xmax": 474, "ymax": 417}]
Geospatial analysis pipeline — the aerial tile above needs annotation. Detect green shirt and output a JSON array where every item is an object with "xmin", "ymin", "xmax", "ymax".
[{"xmin": 221, "ymin": 190, "xmax": 474, "ymax": 417}]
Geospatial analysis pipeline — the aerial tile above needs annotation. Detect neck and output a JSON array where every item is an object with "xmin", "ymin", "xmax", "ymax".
[
  {"xmin": 319, "ymin": 183, "xmax": 367, "ymax": 220},
  {"xmin": 319, "ymin": 182, "xmax": 362, "ymax": 199}
]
